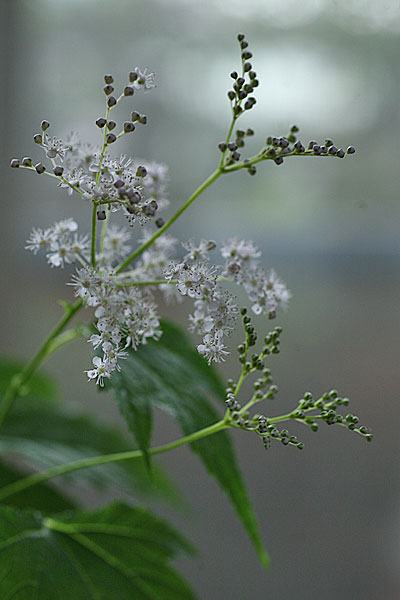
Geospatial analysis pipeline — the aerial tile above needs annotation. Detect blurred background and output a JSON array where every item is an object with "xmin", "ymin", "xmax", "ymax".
[{"xmin": 1, "ymin": 0, "xmax": 400, "ymax": 598}]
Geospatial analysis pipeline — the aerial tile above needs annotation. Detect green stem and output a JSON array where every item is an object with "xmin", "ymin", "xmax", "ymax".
[
  {"xmin": 0, "ymin": 419, "xmax": 228, "ymax": 501},
  {"xmin": 223, "ymin": 149, "xmax": 340, "ymax": 174},
  {"xmin": 90, "ymin": 203, "xmax": 97, "ymax": 267},
  {"xmin": 100, "ymin": 209, "xmax": 110, "ymax": 254},
  {"xmin": 115, "ymin": 168, "xmax": 222, "ymax": 273},
  {"xmin": 45, "ymin": 325, "xmax": 89, "ymax": 356},
  {"xmin": 0, "ymin": 299, "xmax": 83, "ymax": 428},
  {"xmin": 115, "ymin": 275, "xmax": 233, "ymax": 288}
]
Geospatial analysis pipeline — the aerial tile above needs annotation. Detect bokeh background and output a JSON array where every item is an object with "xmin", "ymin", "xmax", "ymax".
[{"xmin": 1, "ymin": 0, "xmax": 400, "ymax": 598}]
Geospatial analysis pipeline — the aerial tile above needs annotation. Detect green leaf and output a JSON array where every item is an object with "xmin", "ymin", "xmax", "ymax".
[
  {"xmin": 0, "ymin": 461, "xmax": 75, "ymax": 512},
  {"xmin": 109, "ymin": 320, "xmax": 269, "ymax": 567},
  {"xmin": 0, "ymin": 360, "xmax": 180, "ymax": 505},
  {"xmin": 0, "ymin": 502, "xmax": 196, "ymax": 600},
  {"xmin": 117, "ymin": 387, "xmax": 152, "ymax": 473}
]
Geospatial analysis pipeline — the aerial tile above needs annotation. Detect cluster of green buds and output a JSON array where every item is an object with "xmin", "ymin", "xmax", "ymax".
[
  {"xmin": 224, "ymin": 310, "xmax": 372, "ymax": 450},
  {"xmin": 216, "ymin": 34, "xmax": 356, "ymax": 177}
]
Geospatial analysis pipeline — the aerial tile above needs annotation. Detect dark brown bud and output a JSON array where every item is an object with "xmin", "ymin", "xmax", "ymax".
[{"xmin": 53, "ymin": 165, "xmax": 64, "ymax": 176}]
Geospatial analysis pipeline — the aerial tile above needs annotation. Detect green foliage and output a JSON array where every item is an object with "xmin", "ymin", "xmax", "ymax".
[
  {"xmin": 0, "ymin": 360, "xmax": 180, "ymax": 505},
  {"xmin": 0, "ymin": 357, "xmax": 56, "ymax": 403},
  {"xmin": 0, "ymin": 462, "xmax": 75, "ymax": 511},
  {"xmin": 0, "ymin": 502, "xmax": 196, "ymax": 600},
  {"xmin": 109, "ymin": 320, "xmax": 269, "ymax": 566}
]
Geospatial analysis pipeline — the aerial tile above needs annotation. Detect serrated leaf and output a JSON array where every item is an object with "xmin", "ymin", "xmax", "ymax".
[
  {"xmin": 109, "ymin": 320, "xmax": 269, "ymax": 567},
  {"xmin": 0, "ymin": 461, "xmax": 75, "ymax": 512},
  {"xmin": 0, "ymin": 502, "xmax": 196, "ymax": 600},
  {"xmin": 0, "ymin": 360, "xmax": 180, "ymax": 505}
]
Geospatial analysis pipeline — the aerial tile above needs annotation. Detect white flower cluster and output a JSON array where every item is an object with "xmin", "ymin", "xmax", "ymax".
[
  {"xmin": 164, "ymin": 241, "xmax": 237, "ymax": 366},
  {"xmin": 163, "ymin": 239, "xmax": 290, "ymax": 365},
  {"xmin": 221, "ymin": 238, "xmax": 291, "ymax": 318},
  {"xmin": 74, "ymin": 270, "xmax": 161, "ymax": 386},
  {"xmin": 20, "ymin": 66, "xmax": 291, "ymax": 383},
  {"xmin": 27, "ymin": 67, "xmax": 162, "ymax": 228},
  {"xmin": 25, "ymin": 218, "xmax": 89, "ymax": 268}
]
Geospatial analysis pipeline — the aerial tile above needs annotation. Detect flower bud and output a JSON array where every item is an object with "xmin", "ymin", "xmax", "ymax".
[
  {"xmin": 35, "ymin": 162, "xmax": 45, "ymax": 174},
  {"xmin": 123, "ymin": 121, "xmax": 135, "ymax": 133},
  {"xmin": 95, "ymin": 117, "xmax": 106, "ymax": 128},
  {"xmin": 41, "ymin": 120, "xmax": 50, "ymax": 131},
  {"xmin": 53, "ymin": 165, "xmax": 64, "ymax": 176},
  {"xmin": 136, "ymin": 165, "xmax": 147, "ymax": 177},
  {"xmin": 106, "ymin": 133, "xmax": 117, "ymax": 144},
  {"xmin": 124, "ymin": 86, "xmax": 134, "ymax": 96},
  {"xmin": 10, "ymin": 159, "xmax": 20, "ymax": 168}
]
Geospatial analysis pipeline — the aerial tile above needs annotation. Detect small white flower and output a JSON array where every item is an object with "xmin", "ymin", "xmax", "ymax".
[
  {"xmin": 46, "ymin": 240, "xmax": 75, "ymax": 268},
  {"xmin": 197, "ymin": 334, "xmax": 229, "ymax": 365},
  {"xmin": 25, "ymin": 228, "xmax": 54, "ymax": 254},
  {"xmin": 41, "ymin": 133, "xmax": 68, "ymax": 160},
  {"xmin": 132, "ymin": 67, "xmax": 155, "ymax": 92},
  {"xmin": 85, "ymin": 356, "xmax": 113, "ymax": 386}
]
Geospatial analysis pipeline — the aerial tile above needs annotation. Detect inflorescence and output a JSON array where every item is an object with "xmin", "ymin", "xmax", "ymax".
[
  {"xmin": 216, "ymin": 34, "xmax": 355, "ymax": 176},
  {"xmin": 10, "ymin": 34, "xmax": 358, "ymax": 398},
  {"xmin": 223, "ymin": 309, "xmax": 372, "ymax": 449}
]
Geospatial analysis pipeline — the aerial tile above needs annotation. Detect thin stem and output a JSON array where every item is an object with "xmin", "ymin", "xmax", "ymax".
[
  {"xmin": 0, "ymin": 419, "xmax": 228, "ymax": 501},
  {"xmin": 218, "ymin": 116, "xmax": 237, "ymax": 170},
  {"xmin": 222, "ymin": 149, "xmax": 341, "ymax": 174},
  {"xmin": 0, "ymin": 299, "xmax": 83, "ymax": 428},
  {"xmin": 19, "ymin": 166, "xmax": 84, "ymax": 196},
  {"xmin": 115, "ymin": 168, "xmax": 222, "ymax": 274},
  {"xmin": 90, "ymin": 203, "xmax": 97, "ymax": 267},
  {"xmin": 45, "ymin": 325, "xmax": 89, "ymax": 357},
  {"xmin": 100, "ymin": 208, "xmax": 110, "ymax": 254},
  {"xmin": 115, "ymin": 275, "xmax": 234, "ymax": 288}
]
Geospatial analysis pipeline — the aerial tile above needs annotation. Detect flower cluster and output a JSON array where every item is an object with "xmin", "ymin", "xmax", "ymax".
[
  {"xmin": 25, "ymin": 218, "xmax": 89, "ymax": 268},
  {"xmin": 221, "ymin": 238, "xmax": 291, "ymax": 318},
  {"xmin": 10, "ymin": 68, "xmax": 167, "ymax": 229},
  {"xmin": 164, "ymin": 239, "xmax": 290, "ymax": 365}
]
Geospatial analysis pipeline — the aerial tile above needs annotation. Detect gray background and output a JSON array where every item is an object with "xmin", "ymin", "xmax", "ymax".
[{"xmin": 1, "ymin": 1, "xmax": 400, "ymax": 598}]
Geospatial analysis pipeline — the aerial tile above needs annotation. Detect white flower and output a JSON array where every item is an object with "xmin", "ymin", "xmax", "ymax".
[
  {"xmin": 41, "ymin": 133, "xmax": 68, "ymax": 160},
  {"xmin": 188, "ymin": 310, "xmax": 214, "ymax": 334},
  {"xmin": 85, "ymin": 356, "xmax": 113, "ymax": 386},
  {"xmin": 46, "ymin": 240, "xmax": 75, "ymax": 268},
  {"xmin": 132, "ymin": 67, "xmax": 155, "ymax": 92},
  {"xmin": 53, "ymin": 218, "xmax": 78, "ymax": 235},
  {"xmin": 25, "ymin": 228, "xmax": 53, "ymax": 254},
  {"xmin": 197, "ymin": 334, "xmax": 229, "ymax": 365},
  {"xmin": 69, "ymin": 267, "xmax": 100, "ymax": 302}
]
